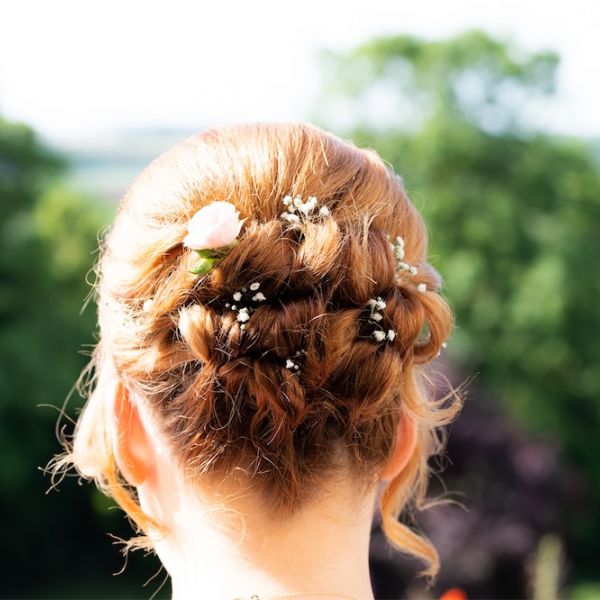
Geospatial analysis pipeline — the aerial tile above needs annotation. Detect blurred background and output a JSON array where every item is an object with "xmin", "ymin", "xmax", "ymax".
[{"xmin": 1, "ymin": 1, "xmax": 599, "ymax": 599}]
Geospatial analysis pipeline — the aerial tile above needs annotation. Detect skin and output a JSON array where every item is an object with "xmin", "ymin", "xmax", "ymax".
[{"xmin": 111, "ymin": 379, "xmax": 418, "ymax": 600}]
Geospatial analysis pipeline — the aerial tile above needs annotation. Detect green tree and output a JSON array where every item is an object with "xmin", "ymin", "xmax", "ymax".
[
  {"xmin": 312, "ymin": 29, "xmax": 600, "ymax": 576},
  {"xmin": 0, "ymin": 117, "xmax": 164, "ymax": 597}
]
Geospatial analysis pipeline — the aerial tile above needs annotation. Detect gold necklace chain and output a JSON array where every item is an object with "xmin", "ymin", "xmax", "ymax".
[{"xmin": 231, "ymin": 592, "xmax": 363, "ymax": 600}]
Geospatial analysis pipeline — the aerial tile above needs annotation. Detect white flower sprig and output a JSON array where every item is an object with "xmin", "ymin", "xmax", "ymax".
[
  {"xmin": 386, "ymin": 233, "xmax": 419, "ymax": 276},
  {"xmin": 280, "ymin": 194, "xmax": 330, "ymax": 226},
  {"xmin": 224, "ymin": 281, "xmax": 266, "ymax": 330},
  {"xmin": 285, "ymin": 348, "xmax": 307, "ymax": 372},
  {"xmin": 365, "ymin": 296, "xmax": 396, "ymax": 343},
  {"xmin": 386, "ymin": 233, "xmax": 427, "ymax": 291}
]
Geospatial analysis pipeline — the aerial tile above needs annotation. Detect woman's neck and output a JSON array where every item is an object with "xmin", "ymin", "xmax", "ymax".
[{"xmin": 139, "ymin": 462, "xmax": 379, "ymax": 600}]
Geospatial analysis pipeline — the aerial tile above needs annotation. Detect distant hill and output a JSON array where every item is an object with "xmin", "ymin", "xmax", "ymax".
[
  {"xmin": 44, "ymin": 127, "xmax": 600, "ymax": 204},
  {"xmin": 44, "ymin": 128, "xmax": 202, "ymax": 202}
]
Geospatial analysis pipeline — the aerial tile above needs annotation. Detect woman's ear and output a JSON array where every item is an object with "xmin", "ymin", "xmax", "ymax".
[
  {"xmin": 379, "ymin": 411, "xmax": 418, "ymax": 482},
  {"xmin": 111, "ymin": 380, "xmax": 155, "ymax": 487}
]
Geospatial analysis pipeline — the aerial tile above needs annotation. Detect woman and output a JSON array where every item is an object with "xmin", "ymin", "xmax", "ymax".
[{"xmin": 49, "ymin": 122, "xmax": 463, "ymax": 600}]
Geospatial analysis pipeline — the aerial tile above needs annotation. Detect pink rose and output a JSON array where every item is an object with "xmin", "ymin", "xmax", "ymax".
[{"xmin": 183, "ymin": 201, "xmax": 246, "ymax": 250}]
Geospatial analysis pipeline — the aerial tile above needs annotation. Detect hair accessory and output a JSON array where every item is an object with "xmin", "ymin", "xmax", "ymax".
[
  {"xmin": 284, "ymin": 349, "xmax": 307, "ymax": 373},
  {"xmin": 386, "ymin": 233, "xmax": 419, "ymax": 276},
  {"xmin": 280, "ymin": 194, "xmax": 330, "ymax": 226},
  {"xmin": 184, "ymin": 201, "xmax": 247, "ymax": 276},
  {"xmin": 385, "ymin": 233, "xmax": 428, "ymax": 291},
  {"xmin": 224, "ymin": 281, "xmax": 266, "ymax": 330},
  {"xmin": 362, "ymin": 296, "xmax": 396, "ymax": 344}
]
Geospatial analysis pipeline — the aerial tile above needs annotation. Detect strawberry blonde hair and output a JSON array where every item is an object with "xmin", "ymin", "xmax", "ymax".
[{"xmin": 48, "ymin": 122, "xmax": 463, "ymax": 582}]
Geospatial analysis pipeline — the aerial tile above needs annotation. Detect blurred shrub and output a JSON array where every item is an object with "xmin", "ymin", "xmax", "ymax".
[
  {"xmin": 370, "ymin": 381, "xmax": 584, "ymax": 599},
  {"xmin": 313, "ymin": 28, "xmax": 600, "ymax": 587},
  {"xmin": 0, "ymin": 116, "xmax": 166, "ymax": 598}
]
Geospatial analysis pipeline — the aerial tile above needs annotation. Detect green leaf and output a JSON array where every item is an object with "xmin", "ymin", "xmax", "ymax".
[
  {"xmin": 189, "ymin": 256, "xmax": 217, "ymax": 275},
  {"xmin": 193, "ymin": 248, "xmax": 220, "ymax": 259}
]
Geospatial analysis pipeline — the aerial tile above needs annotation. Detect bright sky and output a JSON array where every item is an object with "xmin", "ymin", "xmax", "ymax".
[{"xmin": 1, "ymin": 0, "xmax": 599, "ymax": 143}]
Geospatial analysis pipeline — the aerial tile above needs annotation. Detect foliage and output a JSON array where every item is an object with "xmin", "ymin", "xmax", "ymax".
[
  {"xmin": 0, "ymin": 116, "xmax": 166, "ymax": 597},
  {"xmin": 312, "ymin": 28, "xmax": 600, "ymax": 586}
]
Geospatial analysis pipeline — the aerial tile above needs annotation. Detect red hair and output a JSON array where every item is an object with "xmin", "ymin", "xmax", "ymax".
[{"xmin": 48, "ymin": 122, "xmax": 463, "ymax": 582}]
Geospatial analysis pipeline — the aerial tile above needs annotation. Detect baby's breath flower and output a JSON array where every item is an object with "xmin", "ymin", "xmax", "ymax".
[
  {"xmin": 280, "ymin": 194, "xmax": 330, "ymax": 225},
  {"xmin": 237, "ymin": 307, "xmax": 250, "ymax": 322}
]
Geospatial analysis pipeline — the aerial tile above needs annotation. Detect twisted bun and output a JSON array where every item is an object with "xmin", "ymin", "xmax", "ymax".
[{"xmin": 50, "ymin": 122, "xmax": 463, "ymax": 582}]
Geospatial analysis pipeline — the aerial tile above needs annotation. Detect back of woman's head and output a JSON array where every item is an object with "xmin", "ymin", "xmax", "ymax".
[{"xmin": 51, "ymin": 122, "xmax": 463, "ymax": 581}]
